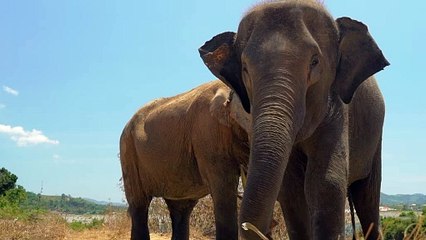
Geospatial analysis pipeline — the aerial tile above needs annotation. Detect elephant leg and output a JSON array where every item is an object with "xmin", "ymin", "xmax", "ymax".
[
  {"xmin": 129, "ymin": 196, "xmax": 152, "ymax": 240},
  {"xmin": 305, "ymin": 167, "xmax": 347, "ymax": 239},
  {"xmin": 164, "ymin": 198, "xmax": 198, "ymax": 240},
  {"xmin": 304, "ymin": 133, "xmax": 348, "ymax": 239},
  {"xmin": 209, "ymin": 172, "xmax": 239, "ymax": 240},
  {"xmin": 278, "ymin": 150, "xmax": 311, "ymax": 239},
  {"xmin": 350, "ymin": 144, "xmax": 382, "ymax": 240},
  {"xmin": 196, "ymin": 152, "xmax": 239, "ymax": 240}
]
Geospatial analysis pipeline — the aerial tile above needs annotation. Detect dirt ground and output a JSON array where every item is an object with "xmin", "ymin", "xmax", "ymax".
[
  {"xmin": 64, "ymin": 229, "xmax": 208, "ymax": 240},
  {"xmin": 64, "ymin": 229, "xmax": 148, "ymax": 239}
]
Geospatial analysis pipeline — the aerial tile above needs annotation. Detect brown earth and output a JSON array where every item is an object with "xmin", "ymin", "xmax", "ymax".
[
  {"xmin": 64, "ymin": 229, "xmax": 168, "ymax": 240},
  {"xmin": 65, "ymin": 231, "xmax": 208, "ymax": 240}
]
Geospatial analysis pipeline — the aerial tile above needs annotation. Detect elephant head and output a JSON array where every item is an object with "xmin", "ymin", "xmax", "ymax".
[{"xmin": 199, "ymin": 1, "xmax": 388, "ymax": 238}]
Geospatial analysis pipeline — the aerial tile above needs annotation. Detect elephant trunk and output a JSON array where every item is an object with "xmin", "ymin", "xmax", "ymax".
[{"xmin": 240, "ymin": 76, "xmax": 304, "ymax": 239}]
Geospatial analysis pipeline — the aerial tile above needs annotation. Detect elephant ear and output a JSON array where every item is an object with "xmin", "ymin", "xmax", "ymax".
[
  {"xmin": 335, "ymin": 17, "xmax": 390, "ymax": 103},
  {"xmin": 210, "ymin": 86, "xmax": 232, "ymax": 127},
  {"xmin": 229, "ymin": 90, "xmax": 252, "ymax": 136},
  {"xmin": 199, "ymin": 32, "xmax": 251, "ymax": 113}
]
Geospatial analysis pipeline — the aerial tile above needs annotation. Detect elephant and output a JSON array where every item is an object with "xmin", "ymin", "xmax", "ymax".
[
  {"xmin": 199, "ymin": 1, "xmax": 389, "ymax": 239},
  {"xmin": 119, "ymin": 80, "xmax": 251, "ymax": 240}
]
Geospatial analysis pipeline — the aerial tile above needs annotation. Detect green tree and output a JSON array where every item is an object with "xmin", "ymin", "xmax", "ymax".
[
  {"xmin": 0, "ymin": 185, "xmax": 27, "ymax": 207},
  {"xmin": 0, "ymin": 167, "xmax": 18, "ymax": 195},
  {"xmin": 0, "ymin": 172, "xmax": 28, "ymax": 219}
]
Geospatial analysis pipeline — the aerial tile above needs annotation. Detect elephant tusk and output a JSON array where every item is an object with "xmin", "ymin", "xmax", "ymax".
[
  {"xmin": 241, "ymin": 222, "xmax": 269, "ymax": 240},
  {"xmin": 240, "ymin": 165, "xmax": 247, "ymax": 189}
]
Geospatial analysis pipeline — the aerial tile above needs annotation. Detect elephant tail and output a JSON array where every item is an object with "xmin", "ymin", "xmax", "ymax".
[{"xmin": 348, "ymin": 190, "xmax": 356, "ymax": 240}]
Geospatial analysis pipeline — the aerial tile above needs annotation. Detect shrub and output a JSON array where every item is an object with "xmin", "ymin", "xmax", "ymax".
[
  {"xmin": 399, "ymin": 211, "xmax": 417, "ymax": 218},
  {"xmin": 68, "ymin": 218, "xmax": 104, "ymax": 231},
  {"xmin": 382, "ymin": 213, "xmax": 426, "ymax": 240},
  {"xmin": 0, "ymin": 185, "xmax": 37, "ymax": 220}
]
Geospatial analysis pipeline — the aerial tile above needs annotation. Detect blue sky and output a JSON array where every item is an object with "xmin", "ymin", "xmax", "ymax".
[{"xmin": 0, "ymin": 0, "xmax": 424, "ymax": 203}]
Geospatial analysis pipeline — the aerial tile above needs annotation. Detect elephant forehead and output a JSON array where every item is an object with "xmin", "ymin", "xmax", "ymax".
[
  {"xmin": 244, "ymin": 0, "xmax": 324, "ymax": 19},
  {"xmin": 238, "ymin": 2, "xmax": 332, "ymax": 60},
  {"xmin": 239, "ymin": 1, "xmax": 334, "ymax": 40}
]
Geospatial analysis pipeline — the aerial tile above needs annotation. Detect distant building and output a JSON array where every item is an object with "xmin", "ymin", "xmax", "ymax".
[{"xmin": 379, "ymin": 206, "xmax": 396, "ymax": 212}]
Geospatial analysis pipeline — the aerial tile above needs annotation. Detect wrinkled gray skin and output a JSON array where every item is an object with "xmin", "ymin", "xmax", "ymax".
[
  {"xmin": 120, "ymin": 81, "xmax": 250, "ymax": 240},
  {"xmin": 199, "ymin": 1, "xmax": 389, "ymax": 239}
]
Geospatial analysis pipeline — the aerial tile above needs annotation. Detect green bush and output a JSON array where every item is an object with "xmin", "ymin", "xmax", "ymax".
[
  {"xmin": 0, "ymin": 185, "xmax": 28, "ymax": 219},
  {"xmin": 68, "ymin": 218, "xmax": 104, "ymax": 231},
  {"xmin": 382, "ymin": 212, "xmax": 426, "ymax": 240},
  {"xmin": 399, "ymin": 211, "xmax": 416, "ymax": 218},
  {"xmin": 0, "ymin": 180, "xmax": 48, "ymax": 221},
  {"xmin": 382, "ymin": 217, "xmax": 413, "ymax": 240},
  {"xmin": 0, "ymin": 168, "xmax": 28, "ymax": 219}
]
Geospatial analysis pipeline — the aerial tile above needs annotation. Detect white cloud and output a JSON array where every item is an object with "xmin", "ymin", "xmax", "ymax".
[
  {"xmin": 3, "ymin": 86, "xmax": 19, "ymax": 96},
  {"xmin": 0, "ymin": 124, "xmax": 59, "ymax": 146}
]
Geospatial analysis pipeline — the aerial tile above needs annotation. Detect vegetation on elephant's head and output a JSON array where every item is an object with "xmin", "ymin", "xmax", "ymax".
[{"xmin": 0, "ymin": 167, "xmax": 18, "ymax": 195}]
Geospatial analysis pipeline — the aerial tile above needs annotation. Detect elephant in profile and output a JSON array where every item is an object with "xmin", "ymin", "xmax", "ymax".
[
  {"xmin": 199, "ymin": 1, "xmax": 389, "ymax": 239},
  {"xmin": 119, "ymin": 80, "xmax": 251, "ymax": 240}
]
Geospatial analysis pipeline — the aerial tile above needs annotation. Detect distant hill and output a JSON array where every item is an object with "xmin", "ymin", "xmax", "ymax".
[
  {"xmin": 381, "ymin": 193, "xmax": 426, "ymax": 206},
  {"xmin": 84, "ymin": 198, "xmax": 127, "ymax": 207},
  {"xmin": 22, "ymin": 192, "xmax": 425, "ymax": 213},
  {"xmin": 23, "ymin": 192, "xmax": 126, "ymax": 214}
]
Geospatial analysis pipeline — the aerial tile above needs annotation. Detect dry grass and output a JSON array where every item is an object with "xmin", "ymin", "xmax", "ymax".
[
  {"xmin": 146, "ymin": 196, "xmax": 288, "ymax": 239},
  {"xmin": 63, "ymin": 201, "xmax": 208, "ymax": 240},
  {"xmin": 147, "ymin": 197, "xmax": 217, "ymax": 237},
  {"xmin": 0, "ymin": 197, "xmax": 294, "ymax": 240},
  {"xmin": 2, "ymin": 197, "xmax": 424, "ymax": 239},
  {"xmin": 88, "ymin": 211, "xmax": 131, "ymax": 240},
  {"xmin": 0, "ymin": 209, "xmax": 170, "ymax": 240},
  {"xmin": 0, "ymin": 213, "xmax": 67, "ymax": 240}
]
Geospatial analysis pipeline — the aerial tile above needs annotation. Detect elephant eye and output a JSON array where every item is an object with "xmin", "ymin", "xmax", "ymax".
[{"xmin": 310, "ymin": 55, "xmax": 319, "ymax": 68}]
